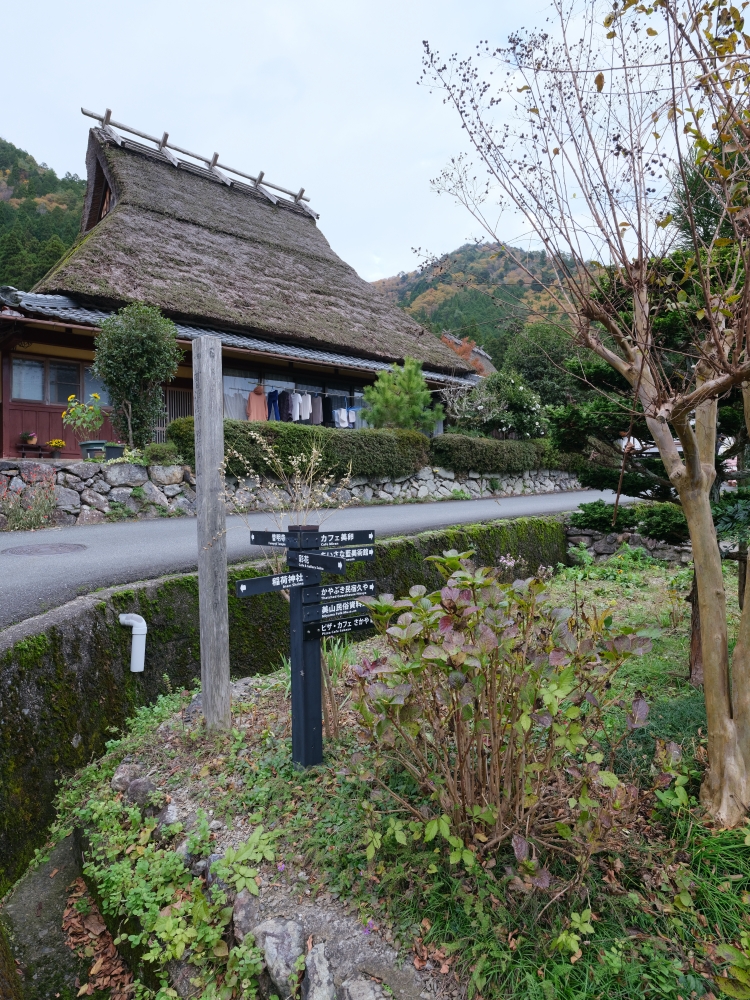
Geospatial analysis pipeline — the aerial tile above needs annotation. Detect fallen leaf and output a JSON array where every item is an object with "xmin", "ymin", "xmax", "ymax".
[
  {"xmin": 49, "ymin": 868, "xmax": 59, "ymax": 879},
  {"xmin": 89, "ymin": 957, "xmax": 104, "ymax": 976},
  {"xmin": 83, "ymin": 914, "xmax": 107, "ymax": 937}
]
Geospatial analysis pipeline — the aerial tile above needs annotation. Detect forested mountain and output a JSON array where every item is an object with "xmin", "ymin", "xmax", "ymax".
[
  {"xmin": 373, "ymin": 243, "xmax": 564, "ymax": 369},
  {"xmin": 0, "ymin": 138, "xmax": 85, "ymax": 291}
]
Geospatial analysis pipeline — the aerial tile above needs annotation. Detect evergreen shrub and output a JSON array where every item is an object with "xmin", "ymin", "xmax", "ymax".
[
  {"xmin": 429, "ymin": 434, "xmax": 584, "ymax": 475},
  {"xmin": 637, "ymin": 502, "xmax": 690, "ymax": 544},
  {"xmin": 166, "ymin": 418, "xmax": 430, "ymax": 480},
  {"xmin": 569, "ymin": 499, "xmax": 639, "ymax": 533}
]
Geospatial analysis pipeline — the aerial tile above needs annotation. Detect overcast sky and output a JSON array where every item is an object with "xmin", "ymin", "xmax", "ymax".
[{"xmin": 2, "ymin": 0, "xmax": 544, "ymax": 281}]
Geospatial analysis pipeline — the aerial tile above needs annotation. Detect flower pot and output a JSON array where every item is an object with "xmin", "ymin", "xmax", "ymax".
[
  {"xmin": 79, "ymin": 439, "xmax": 107, "ymax": 460},
  {"xmin": 20, "ymin": 433, "xmax": 38, "ymax": 446},
  {"xmin": 50, "ymin": 450, "xmax": 61, "ymax": 458},
  {"xmin": 105, "ymin": 444, "xmax": 125, "ymax": 460}
]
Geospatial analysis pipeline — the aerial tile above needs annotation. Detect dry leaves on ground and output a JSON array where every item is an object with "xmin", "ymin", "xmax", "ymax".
[
  {"xmin": 62, "ymin": 877, "xmax": 134, "ymax": 999},
  {"xmin": 413, "ymin": 921, "xmax": 458, "ymax": 975}
]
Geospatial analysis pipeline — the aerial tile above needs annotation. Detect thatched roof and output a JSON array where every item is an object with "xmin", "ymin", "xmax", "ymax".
[{"xmin": 34, "ymin": 129, "xmax": 470, "ymax": 376}]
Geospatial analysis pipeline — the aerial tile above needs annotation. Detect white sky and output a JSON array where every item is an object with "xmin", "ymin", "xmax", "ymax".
[{"xmin": 1, "ymin": 0, "xmax": 542, "ymax": 281}]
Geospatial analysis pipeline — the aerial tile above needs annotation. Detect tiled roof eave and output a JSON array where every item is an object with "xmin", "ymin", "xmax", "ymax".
[{"xmin": 3, "ymin": 293, "xmax": 478, "ymax": 387}]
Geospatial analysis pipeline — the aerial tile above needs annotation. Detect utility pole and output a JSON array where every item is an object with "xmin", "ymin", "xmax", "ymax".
[{"xmin": 193, "ymin": 335, "xmax": 231, "ymax": 730}]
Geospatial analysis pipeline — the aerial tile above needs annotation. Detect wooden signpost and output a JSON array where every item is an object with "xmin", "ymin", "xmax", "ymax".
[
  {"xmin": 236, "ymin": 526, "xmax": 375, "ymax": 767},
  {"xmin": 193, "ymin": 336, "xmax": 231, "ymax": 731}
]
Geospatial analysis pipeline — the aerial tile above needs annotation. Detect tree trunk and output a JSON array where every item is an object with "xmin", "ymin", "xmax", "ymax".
[
  {"xmin": 740, "ymin": 545, "xmax": 747, "ymax": 612},
  {"xmin": 686, "ymin": 573, "xmax": 704, "ymax": 687},
  {"xmin": 681, "ymin": 486, "xmax": 750, "ymax": 826}
]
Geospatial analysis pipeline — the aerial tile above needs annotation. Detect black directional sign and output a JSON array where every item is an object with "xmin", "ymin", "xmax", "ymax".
[
  {"xmin": 236, "ymin": 525, "xmax": 375, "ymax": 769},
  {"xmin": 303, "ymin": 614, "xmax": 373, "ymax": 639},
  {"xmin": 303, "ymin": 598, "xmax": 366, "ymax": 623},
  {"xmin": 302, "ymin": 579, "xmax": 376, "ymax": 605},
  {"xmin": 312, "ymin": 530, "xmax": 376, "ymax": 549},
  {"xmin": 250, "ymin": 529, "xmax": 377, "ymax": 549},
  {"xmin": 235, "ymin": 569, "xmax": 321, "ymax": 598},
  {"xmin": 287, "ymin": 550, "xmax": 347, "ymax": 574},
  {"xmin": 323, "ymin": 546, "xmax": 375, "ymax": 562},
  {"xmin": 249, "ymin": 530, "xmax": 296, "ymax": 547}
]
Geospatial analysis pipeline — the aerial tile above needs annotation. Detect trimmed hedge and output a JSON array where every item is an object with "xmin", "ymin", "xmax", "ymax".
[
  {"xmin": 168, "ymin": 418, "xmax": 585, "ymax": 479},
  {"xmin": 428, "ymin": 434, "xmax": 585, "ymax": 476},
  {"xmin": 167, "ymin": 418, "xmax": 430, "ymax": 480}
]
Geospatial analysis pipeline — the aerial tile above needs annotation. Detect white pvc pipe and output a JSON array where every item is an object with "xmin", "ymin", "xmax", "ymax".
[{"xmin": 119, "ymin": 613, "xmax": 148, "ymax": 673}]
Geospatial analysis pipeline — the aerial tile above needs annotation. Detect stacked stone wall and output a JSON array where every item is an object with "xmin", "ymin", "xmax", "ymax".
[{"xmin": 0, "ymin": 459, "xmax": 581, "ymax": 530}]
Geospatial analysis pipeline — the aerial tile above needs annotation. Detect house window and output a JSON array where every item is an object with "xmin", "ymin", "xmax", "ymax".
[
  {"xmin": 11, "ymin": 358, "xmax": 45, "ymax": 401},
  {"xmin": 11, "ymin": 356, "xmax": 109, "ymax": 405},
  {"xmin": 49, "ymin": 361, "xmax": 81, "ymax": 404},
  {"xmin": 84, "ymin": 366, "xmax": 110, "ymax": 405}
]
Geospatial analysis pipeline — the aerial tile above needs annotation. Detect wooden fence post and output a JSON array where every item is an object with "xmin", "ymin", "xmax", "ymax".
[{"xmin": 193, "ymin": 335, "xmax": 231, "ymax": 730}]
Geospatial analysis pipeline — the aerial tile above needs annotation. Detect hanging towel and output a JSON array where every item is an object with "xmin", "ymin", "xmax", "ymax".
[
  {"xmin": 334, "ymin": 408, "xmax": 348, "ymax": 428},
  {"xmin": 267, "ymin": 389, "xmax": 280, "ymax": 421},
  {"xmin": 348, "ymin": 408, "xmax": 356, "ymax": 426},
  {"xmin": 247, "ymin": 384, "xmax": 267, "ymax": 421},
  {"xmin": 300, "ymin": 392, "xmax": 312, "ymax": 421},
  {"xmin": 311, "ymin": 395, "xmax": 323, "ymax": 425},
  {"xmin": 291, "ymin": 391, "xmax": 302, "ymax": 422},
  {"xmin": 278, "ymin": 390, "xmax": 292, "ymax": 422}
]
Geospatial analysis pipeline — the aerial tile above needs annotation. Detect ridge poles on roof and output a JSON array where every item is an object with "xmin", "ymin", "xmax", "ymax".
[{"xmin": 80, "ymin": 107, "xmax": 318, "ymax": 216}]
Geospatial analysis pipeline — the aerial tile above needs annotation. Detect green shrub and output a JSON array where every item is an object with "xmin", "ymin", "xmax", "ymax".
[
  {"xmin": 143, "ymin": 441, "xmax": 181, "ymax": 465},
  {"xmin": 429, "ymin": 434, "xmax": 584, "ymax": 475},
  {"xmin": 637, "ymin": 502, "xmax": 690, "ymax": 544},
  {"xmin": 569, "ymin": 499, "xmax": 690, "ymax": 544},
  {"xmin": 569, "ymin": 499, "xmax": 639, "ymax": 533},
  {"xmin": 167, "ymin": 418, "xmax": 430, "ymax": 479}
]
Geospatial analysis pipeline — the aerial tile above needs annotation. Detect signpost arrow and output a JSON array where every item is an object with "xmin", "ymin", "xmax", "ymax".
[
  {"xmin": 303, "ymin": 614, "xmax": 373, "ymax": 639},
  {"xmin": 287, "ymin": 550, "xmax": 347, "ymax": 574},
  {"xmin": 235, "ymin": 569, "xmax": 321, "ymax": 598},
  {"xmin": 302, "ymin": 598, "xmax": 366, "ymax": 623},
  {"xmin": 249, "ymin": 530, "xmax": 295, "ymax": 547},
  {"xmin": 300, "ymin": 530, "xmax": 376, "ymax": 549},
  {"xmin": 302, "ymin": 580, "xmax": 376, "ymax": 604},
  {"xmin": 323, "ymin": 546, "xmax": 375, "ymax": 562}
]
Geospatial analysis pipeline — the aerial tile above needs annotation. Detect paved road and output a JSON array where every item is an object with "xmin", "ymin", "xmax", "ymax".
[{"xmin": 0, "ymin": 489, "xmax": 618, "ymax": 630}]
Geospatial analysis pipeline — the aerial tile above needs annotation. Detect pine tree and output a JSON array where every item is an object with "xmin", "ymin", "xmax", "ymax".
[{"xmin": 362, "ymin": 357, "xmax": 443, "ymax": 432}]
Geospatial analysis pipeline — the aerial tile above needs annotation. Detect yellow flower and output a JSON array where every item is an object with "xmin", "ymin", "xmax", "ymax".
[
  {"xmin": 91, "ymin": 393, "xmax": 100, "ymax": 400},
  {"xmin": 68, "ymin": 394, "xmax": 76, "ymax": 402}
]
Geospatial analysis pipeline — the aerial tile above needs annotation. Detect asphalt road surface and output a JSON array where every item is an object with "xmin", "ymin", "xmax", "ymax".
[{"xmin": 0, "ymin": 489, "xmax": 618, "ymax": 630}]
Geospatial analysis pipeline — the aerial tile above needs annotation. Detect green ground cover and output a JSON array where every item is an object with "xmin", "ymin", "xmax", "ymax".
[{"xmin": 29, "ymin": 547, "xmax": 750, "ymax": 999}]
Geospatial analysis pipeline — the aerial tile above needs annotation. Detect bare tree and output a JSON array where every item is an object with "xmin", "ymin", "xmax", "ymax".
[{"xmin": 423, "ymin": 0, "xmax": 750, "ymax": 825}]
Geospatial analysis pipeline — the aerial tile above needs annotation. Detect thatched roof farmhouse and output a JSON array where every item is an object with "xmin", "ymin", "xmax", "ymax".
[{"xmin": 0, "ymin": 115, "xmax": 473, "ymax": 459}]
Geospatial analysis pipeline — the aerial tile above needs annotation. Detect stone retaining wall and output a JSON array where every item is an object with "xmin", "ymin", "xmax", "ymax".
[
  {"xmin": 1, "ymin": 460, "xmax": 580, "ymax": 528},
  {"xmin": 0, "ymin": 459, "xmax": 196, "ymax": 527},
  {"xmin": 566, "ymin": 526, "xmax": 692, "ymax": 565},
  {"xmin": 227, "ymin": 465, "xmax": 581, "ymax": 509}
]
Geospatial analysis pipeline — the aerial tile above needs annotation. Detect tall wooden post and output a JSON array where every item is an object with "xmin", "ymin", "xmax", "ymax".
[{"xmin": 193, "ymin": 335, "xmax": 231, "ymax": 730}]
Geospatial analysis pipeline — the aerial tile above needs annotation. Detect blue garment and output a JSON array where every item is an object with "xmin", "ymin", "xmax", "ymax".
[{"xmin": 267, "ymin": 389, "xmax": 280, "ymax": 421}]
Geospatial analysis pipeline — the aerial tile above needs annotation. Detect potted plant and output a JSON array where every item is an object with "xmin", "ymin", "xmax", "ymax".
[
  {"xmin": 19, "ymin": 431, "xmax": 38, "ymax": 446},
  {"xmin": 105, "ymin": 441, "xmax": 126, "ymax": 460},
  {"xmin": 47, "ymin": 439, "xmax": 67, "ymax": 458},
  {"xmin": 62, "ymin": 394, "xmax": 106, "ymax": 459}
]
